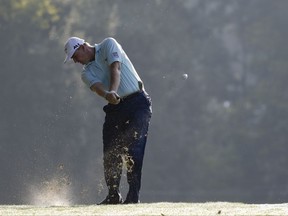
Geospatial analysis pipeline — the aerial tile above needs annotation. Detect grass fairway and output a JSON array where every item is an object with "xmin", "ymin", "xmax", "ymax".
[{"xmin": 1, "ymin": 202, "xmax": 288, "ymax": 216}]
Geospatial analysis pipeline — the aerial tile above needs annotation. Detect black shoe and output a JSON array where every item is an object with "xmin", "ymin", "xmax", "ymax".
[
  {"xmin": 123, "ymin": 199, "xmax": 140, "ymax": 204},
  {"xmin": 123, "ymin": 191, "xmax": 140, "ymax": 204},
  {"xmin": 98, "ymin": 193, "xmax": 123, "ymax": 205}
]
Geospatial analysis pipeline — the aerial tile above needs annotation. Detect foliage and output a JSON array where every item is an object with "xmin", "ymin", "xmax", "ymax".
[{"xmin": 0, "ymin": 0, "xmax": 59, "ymax": 29}]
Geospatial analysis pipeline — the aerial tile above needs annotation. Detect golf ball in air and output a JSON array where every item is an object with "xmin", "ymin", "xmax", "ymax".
[{"xmin": 182, "ymin": 74, "xmax": 188, "ymax": 80}]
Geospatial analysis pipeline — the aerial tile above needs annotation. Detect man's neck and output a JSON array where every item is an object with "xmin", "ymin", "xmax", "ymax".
[{"xmin": 89, "ymin": 46, "xmax": 95, "ymax": 62}]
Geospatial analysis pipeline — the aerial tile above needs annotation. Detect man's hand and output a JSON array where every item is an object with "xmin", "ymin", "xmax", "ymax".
[
  {"xmin": 105, "ymin": 91, "xmax": 120, "ymax": 104},
  {"xmin": 89, "ymin": 83, "xmax": 120, "ymax": 104}
]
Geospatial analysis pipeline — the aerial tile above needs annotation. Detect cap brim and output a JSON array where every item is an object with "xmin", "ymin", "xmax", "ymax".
[
  {"xmin": 63, "ymin": 48, "xmax": 78, "ymax": 63},
  {"xmin": 63, "ymin": 52, "xmax": 74, "ymax": 63},
  {"xmin": 63, "ymin": 56, "xmax": 69, "ymax": 63}
]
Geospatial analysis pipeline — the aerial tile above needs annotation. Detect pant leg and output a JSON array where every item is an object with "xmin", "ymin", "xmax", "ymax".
[
  {"xmin": 123, "ymin": 95, "xmax": 152, "ymax": 202},
  {"xmin": 126, "ymin": 110, "xmax": 151, "ymax": 201},
  {"xmin": 102, "ymin": 111, "xmax": 124, "ymax": 195},
  {"xmin": 103, "ymin": 148, "xmax": 123, "ymax": 194}
]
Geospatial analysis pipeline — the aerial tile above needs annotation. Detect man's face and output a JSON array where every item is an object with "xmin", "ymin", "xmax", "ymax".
[{"xmin": 72, "ymin": 45, "xmax": 88, "ymax": 65}]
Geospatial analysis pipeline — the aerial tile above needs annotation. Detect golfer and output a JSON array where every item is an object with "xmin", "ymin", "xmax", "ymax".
[{"xmin": 64, "ymin": 37, "xmax": 152, "ymax": 204}]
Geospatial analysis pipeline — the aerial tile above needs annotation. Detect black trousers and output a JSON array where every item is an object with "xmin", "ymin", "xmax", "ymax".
[{"xmin": 102, "ymin": 91, "xmax": 152, "ymax": 201}]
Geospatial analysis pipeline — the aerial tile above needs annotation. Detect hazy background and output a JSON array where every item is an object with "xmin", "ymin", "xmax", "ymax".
[{"xmin": 1, "ymin": 0, "xmax": 288, "ymax": 205}]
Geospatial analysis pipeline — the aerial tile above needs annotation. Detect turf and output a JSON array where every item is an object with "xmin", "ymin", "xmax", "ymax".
[{"xmin": 1, "ymin": 202, "xmax": 288, "ymax": 216}]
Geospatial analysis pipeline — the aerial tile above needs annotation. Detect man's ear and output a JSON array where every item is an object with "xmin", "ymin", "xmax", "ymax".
[{"xmin": 79, "ymin": 44, "xmax": 85, "ymax": 51}]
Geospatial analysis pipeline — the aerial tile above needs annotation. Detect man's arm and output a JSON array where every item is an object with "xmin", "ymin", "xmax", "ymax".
[
  {"xmin": 89, "ymin": 61, "xmax": 121, "ymax": 104},
  {"xmin": 90, "ymin": 82, "xmax": 107, "ymax": 98},
  {"xmin": 106, "ymin": 61, "xmax": 121, "ymax": 104},
  {"xmin": 109, "ymin": 61, "xmax": 121, "ymax": 92}
]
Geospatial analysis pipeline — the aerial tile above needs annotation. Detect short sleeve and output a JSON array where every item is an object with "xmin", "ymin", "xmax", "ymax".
[
  {"xmin": 104, "ymin": 38, "xmax": 123, "ymax": 65},
  {"xmin": 81, "ymin": 69, "xmax": 100, "ymax": 88}
]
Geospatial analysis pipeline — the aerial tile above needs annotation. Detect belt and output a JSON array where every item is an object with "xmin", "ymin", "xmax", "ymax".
[{"xmin": 121, "ymin": 90, "xmax": 143, "ymax": 101}]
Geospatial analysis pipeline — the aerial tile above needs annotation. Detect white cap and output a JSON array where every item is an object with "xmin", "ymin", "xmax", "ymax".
[{"xmin": 64, "ymin": 37, "xmax": 85, "ymax": 63}]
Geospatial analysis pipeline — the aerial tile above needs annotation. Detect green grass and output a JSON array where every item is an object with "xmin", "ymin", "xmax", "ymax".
[{"xmin": 1, "ymin": 202, "xmax": 288, "ymax": 216}]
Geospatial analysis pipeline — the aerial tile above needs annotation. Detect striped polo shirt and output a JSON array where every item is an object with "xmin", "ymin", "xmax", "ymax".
[{"xmin": 81, "ymin": 37, "xmax": 142, "ymax": 97}]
